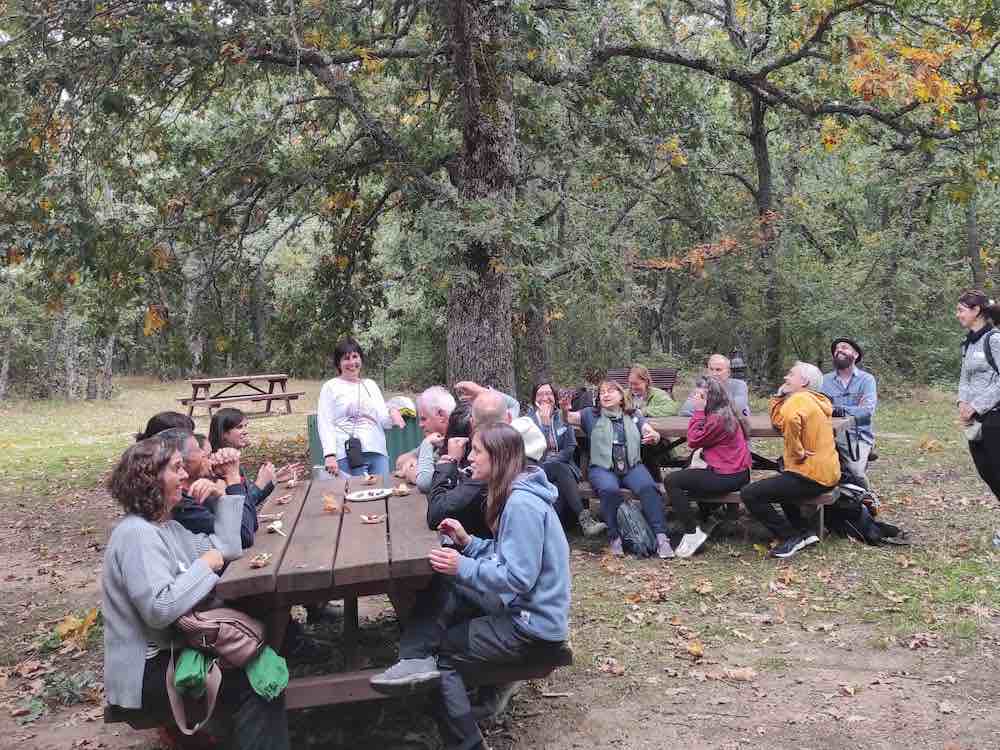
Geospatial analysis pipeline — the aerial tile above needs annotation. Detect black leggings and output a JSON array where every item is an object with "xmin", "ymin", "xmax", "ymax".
[
  {"xmin": 140, "ymin": 651, "xmax": 289, "ymax": 749},
  {"xmin": 664, "ymin": 468, "xmax": 750, "ymax": 533},
  {"xmin": 542, "ymin": 461, "xmax": 585, "ymax": 518},
  {"xmin": 969, "ymin": 410, "xmax": 1000, "ymax": 502},
  {"xmin": 740, "ymin": 471, "xmax": 834, "ymax": 540}
]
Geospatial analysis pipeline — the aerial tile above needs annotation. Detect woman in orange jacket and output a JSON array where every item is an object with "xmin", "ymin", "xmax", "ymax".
[{"xmin": 740, "ymin": 362, "xmax": 841, "ymax": 559}]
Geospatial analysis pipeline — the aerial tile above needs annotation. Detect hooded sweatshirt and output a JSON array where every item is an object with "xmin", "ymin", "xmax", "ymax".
[
  {"xmin": 456, "ymin": 466, "xmax": 570, "ymax": 642},
  {"xmin": 769, "ymin": 390, "xmax": 841, "ymax": 488}
]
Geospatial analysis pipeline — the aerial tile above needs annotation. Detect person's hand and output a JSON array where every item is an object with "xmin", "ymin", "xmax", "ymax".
[
  {"xmin": 189, "ymin": 478, "xmax": 224, "ymax": 505},
  {"xmin": 831, "ymin": 406, "xmax": 846, "ymax": 418},
  {"xmin": 537, "ymin": 402, "xmax": 554, "ymax": 424},
  {"xmin": 428, "ymin": 547, "xmax": 461, "ymax": 576},
  {"xmin": 200, "ymin": 549, "xmax": 225, "ymax": 572},
  {"xmin": 256, "ymin": 462, "xmax": 276, "ymax": 486},
  {"xmin": 453, "ymin": 381, "xmax": 483, "ymax": 402},
  {"xmin": 438, "ymin": 518, "xmax": 471, "ymax": 547},
  {"xmin": 959, "ymin": 402, "xmax": 976, "ymax": 423},
  {"xmin": 690, "ymin": 390, "xmax": 707, "ymax": 410},
  {"xmin": 275, "ymin": 463, "xmax": 304, "ymax": 483},
  {"xmin": 324, "ymin": 456, "xmax": 341, "ymax": 475},
  {"xmin": 794, "ymin": 449, "xmax": 815, "ymax": 463},
  {"xmin": 447, "ymin": 437, "xmax": 469, "ymax": 461},
  {"xmin": 209, "ymin": 447, "xmax": 241, "ymax": 468},
  {"xmin": 426, "ymin": 432, "xmax": 445, "ymax": 449},
  {"xmin": 558, "ymin": 393, "xmax": 573, "ymax": 412},
  {"xmin": 641, "ymin": 425, "xmax": 661, "ymax": 445},
  {"xmin": 389, "ymin": 407, "xmax": 406, "ymax": 429}
]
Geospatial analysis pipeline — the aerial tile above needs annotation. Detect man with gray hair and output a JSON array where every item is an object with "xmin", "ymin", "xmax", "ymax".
[
  {"xmin": 403, "ymin": 385, "xmax": 459, "ymax": 492},
  {"xmin": 471, "ymin": 389, "xmax": 513, "ymax": 429},
  {"xmin": 680, "ymin": 353, "xmax": 751, "ymax": 417},
  {"xmin": 739, "ymin": 362, "xmax": 841, "ymax": 560}
]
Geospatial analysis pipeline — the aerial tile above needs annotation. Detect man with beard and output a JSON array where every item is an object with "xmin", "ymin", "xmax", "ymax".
[{"xmin": 821, "ymin": 337, "xmax": 878, "ymax": 481}]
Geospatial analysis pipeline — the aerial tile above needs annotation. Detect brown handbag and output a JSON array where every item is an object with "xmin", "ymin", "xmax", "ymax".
[
  {"xmin": 175, "ymin": 607, "xmax": 265, "ymax": 668},
  {"xmin": 165, "ymin": 607, "xmax": 266, "ymax": 735}
]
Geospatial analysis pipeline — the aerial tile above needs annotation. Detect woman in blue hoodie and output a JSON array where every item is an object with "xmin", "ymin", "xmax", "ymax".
[{"xmin": 370, "ymin": 423, "xmax": 571, "ymax": 750}]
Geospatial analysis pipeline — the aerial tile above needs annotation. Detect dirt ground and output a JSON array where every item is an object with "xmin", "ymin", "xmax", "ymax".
[{"xmin": 2, "ymin": 386, "xmax": 999, "ymax": 749}]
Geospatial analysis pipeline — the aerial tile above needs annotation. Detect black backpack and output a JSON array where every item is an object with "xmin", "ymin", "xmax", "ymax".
[{"xmin": 616, "ymin": 501, "xmax": 657, "ymax": 557}]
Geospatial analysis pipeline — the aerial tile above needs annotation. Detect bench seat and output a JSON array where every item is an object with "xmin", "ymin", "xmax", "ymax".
[
  {"xmin": 106, "ymin": 645, "xmax": 574, "ymax": 725},
  {"xmin": 178, "ymin": 392, "xmax": 305, "ymax": 407}
]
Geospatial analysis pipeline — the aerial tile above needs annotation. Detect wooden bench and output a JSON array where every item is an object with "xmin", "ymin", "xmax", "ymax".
[
  {"xmin": 605, "ymin": 367, "xmax": 679, "ymax": 397},
  {"xmin": 179, "ymin": 391, "xmax": 305, "ymax": 416},
  {"xmin": 106, "ymin": 643, "xmax": 573, "ymax": 725},
  {"xmin": 577, "ymin": 482, "xmax": 836, "ymax": 538}
]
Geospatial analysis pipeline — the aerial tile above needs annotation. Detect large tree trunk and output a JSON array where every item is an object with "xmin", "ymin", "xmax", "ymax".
[
  {"xmin": 966, "ymin": 188, "xmax": 985, "ymax": 289},
  {"xmin": 251, "ymin": 268, "xmax": 267, "ymax": 370},
  {"xmin": 99, "ymin": 334, "xmax": 116, "ymax": 399},
  {"xmin": 444, "ymin": 0, "xmax": 517, "ymax": 392},
  {"xmin": 522, "ymin": 294, "xmax": 551, "ymax": 386},
  {"xmin": 750, "ymin": 96, "xmax": 783, "ymax": 385}
]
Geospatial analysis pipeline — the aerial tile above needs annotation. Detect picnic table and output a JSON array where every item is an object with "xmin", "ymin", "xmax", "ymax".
[{"xmin": 179, "ymin": 373, "xmax": 304, "ymax": 417}]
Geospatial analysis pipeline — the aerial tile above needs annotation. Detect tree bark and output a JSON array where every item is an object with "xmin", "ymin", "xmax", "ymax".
[
  {"xmin": 522, "ymin": 296, "xmax": 551, "ymax": 386},
  {"xmin": 251, "ymin": 267, "xmax": 267, "ymax": 370},
  {"xmin": 99, "ymin": 334, "xmax": 116, "ymax": 399},
  {"xmin": 965, "ymin": 188, "xmax": 985, "ymax": 289},
  {"xmin": 0, "ymin": 333, "xmax": 11, "ymax": 400},
  {"xmin": 750, "ymin": 95, "xmax": 783, "ymax": 385},
  {"xmin": 444, "ymin": 0, "xmax": 518, "ymax": 392}
]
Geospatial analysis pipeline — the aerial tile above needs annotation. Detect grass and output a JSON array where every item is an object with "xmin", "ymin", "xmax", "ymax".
[{"xmin": 0, "ymin": 376, "xmax": 328, "ymax": 496}]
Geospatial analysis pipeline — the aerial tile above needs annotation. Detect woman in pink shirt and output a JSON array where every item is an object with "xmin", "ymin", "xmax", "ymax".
[{"xmin": 664, "ymin": 377, "xmax": 752, "ymax": 558}]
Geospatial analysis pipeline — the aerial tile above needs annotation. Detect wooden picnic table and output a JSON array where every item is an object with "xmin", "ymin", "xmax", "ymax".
[
  {"xmin": 179, "ymin": 373, "xmax": 304, "ymax": 417},
  {"xmin": 214, "ymin": 472, "xmax": 440, "ymax": 708}
]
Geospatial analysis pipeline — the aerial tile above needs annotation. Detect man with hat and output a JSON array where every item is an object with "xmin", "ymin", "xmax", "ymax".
[{"xmin": 821, "ymin": 337, "xmax": 878, "ymax": 482}]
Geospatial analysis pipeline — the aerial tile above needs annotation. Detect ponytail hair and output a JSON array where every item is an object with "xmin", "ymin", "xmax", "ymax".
[{"xmin": 958, "ymin": 289, "xmax": 1000, "ymax": 326}]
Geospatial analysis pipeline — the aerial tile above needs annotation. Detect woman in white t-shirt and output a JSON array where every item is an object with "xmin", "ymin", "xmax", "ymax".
[{"xmin": 318, "ymin": 337, "xmax": 405, "ymax": 477}]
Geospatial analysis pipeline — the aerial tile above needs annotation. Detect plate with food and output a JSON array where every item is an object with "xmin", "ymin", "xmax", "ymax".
[{"xmin": 346, "ymin": 487, "xmax": 393, "ymax": 502}]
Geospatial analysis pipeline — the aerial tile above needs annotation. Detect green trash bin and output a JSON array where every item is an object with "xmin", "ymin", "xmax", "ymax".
[{"xmin": 307, "ymin": 414, "xmax": 423, "ymax": 472}]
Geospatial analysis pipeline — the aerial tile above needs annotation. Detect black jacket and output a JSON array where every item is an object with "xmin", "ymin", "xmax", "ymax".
[{"xmin": 427, "ymin": 460, "xmax": 493, "ymax": 540}]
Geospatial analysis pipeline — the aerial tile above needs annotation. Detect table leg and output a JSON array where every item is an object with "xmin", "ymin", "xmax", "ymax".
[
  {"xmin": 265, "ymin": 380, "xmax": 275, "ymax": 415},
  {"xmin": 343, "ymin": 596, "xmax": 360, "ymax": 669},
  {"xmin": 267, "ymin": 608, "xmax": 292, "ymax": 653},
  {"xmin": 388, "ymin": 588, "xmax": 418, "ymax": 628}
]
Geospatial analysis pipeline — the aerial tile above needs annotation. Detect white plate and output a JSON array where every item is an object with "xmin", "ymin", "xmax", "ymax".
[{"xmin": 346, "ymin": 488, "xmax": 392, "ymax": 502}]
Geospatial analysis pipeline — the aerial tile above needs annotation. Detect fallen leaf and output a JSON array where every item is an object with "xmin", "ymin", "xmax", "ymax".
[
  {"xmin": 686, "ymin": 639, "xmax": 704, "ymax": 659},
  {"xmin": 694, "ymin": 580, "xmax": 714, "ymax": 595},
  {"xmin": 839, "ymin": 683, "xmax": 857, "ymax": 697},
  {"xmin": 726, "ymin": 667, "xmax": 757, "ymax": 682},
  {"xmin": 932, "ymin": 675, "xmax": 957, "ymax": 685}
]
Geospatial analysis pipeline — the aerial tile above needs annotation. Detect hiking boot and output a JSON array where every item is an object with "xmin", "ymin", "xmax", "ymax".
[
  {"xmin": 609, "ymin": 537, "xmax": 624, "ymax": 557},
  {"xmin": 770, "ymin": 534, "xmax": 819, "ymax": 559},
  {"xmin": 675, "ymin": 527, "xmax": 708, "ymax": 559},
  {"xmin": 578, "ymin": 509, "xmax": 607, "ymax": 538},
  {"xmin": 369, "ymin": 657, "xmax": 440, "ymax": 695},
  {"xmin": 656, "ymin": 533, "xmax": 675, "ymax": 559}
]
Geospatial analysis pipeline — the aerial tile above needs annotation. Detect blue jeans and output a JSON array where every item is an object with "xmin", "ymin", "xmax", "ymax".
[
  {"xmin": 588, "ymin": 464, "xmax": 666, "ymax": 539},
  {"xmin": 338, "ymin": 451, "xmax": 389, "ymax": 478}
]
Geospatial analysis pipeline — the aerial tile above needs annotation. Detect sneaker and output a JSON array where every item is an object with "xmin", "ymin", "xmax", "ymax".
[
  {"xmin": 369, "ymin": 657, "xmax": 440, "ymax": 695},
  {"xmin": 609, "ymin": 537, "xmax": 624, "ymax": 557},
  {"xmin": 656, "ymin": 533, "xmax": 675, "ymax": 559},
  {"xmin": 770, "ymin": 534, "xmax": 820, "ymax": 559},
  {"xmin": 578, "ymin": 509, "xmax": 608, "ymax": 538},
  {"xmin": 675, "ymin": 527, "xmax": 708, "ymax": 559}
]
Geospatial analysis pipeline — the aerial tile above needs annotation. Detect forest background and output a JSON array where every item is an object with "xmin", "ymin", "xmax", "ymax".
[{"xmin": 1, "ymin": 0, "xmax": 998, "ymax": 401}]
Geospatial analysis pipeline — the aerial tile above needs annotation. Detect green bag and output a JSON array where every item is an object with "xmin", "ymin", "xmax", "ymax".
[
  {"xmin": 173, "ymin": 648, "xmax": 210, "ymax": 698},
  {"xmin": 245, "ymin": 646, "xmax": 289, "ymax": 701}
]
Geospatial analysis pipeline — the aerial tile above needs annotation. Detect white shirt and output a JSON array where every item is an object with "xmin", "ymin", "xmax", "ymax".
[{"xmin": 317, "ymin": 377, "xmax": 393, "ymax": 459}]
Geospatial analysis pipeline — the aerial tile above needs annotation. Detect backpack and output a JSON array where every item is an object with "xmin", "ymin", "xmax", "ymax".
[
  {"xmin": 616, "ymin": 500, "xmax": 657, "ymax": 557},
  {"xmin": 827, "ymin": 475, "xmax": 907, "ymax": 546}
]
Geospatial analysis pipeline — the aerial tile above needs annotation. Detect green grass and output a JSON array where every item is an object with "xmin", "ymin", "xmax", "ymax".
[{"xmin": 0, "ymin": 376, "xmax": 329, "ymax": 496}]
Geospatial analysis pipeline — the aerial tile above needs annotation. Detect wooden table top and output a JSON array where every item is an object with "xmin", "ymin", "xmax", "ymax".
[
  {"xmin": 216, "ymin": 472, "xmax": 437, "ymax": 604},
  {"xmin": 646, "ymin": 414, "xmax": 854, "ymax": 439},
  {"xmin": 187, "ymin": 373, "xmax": 289, "ymax": 386}
]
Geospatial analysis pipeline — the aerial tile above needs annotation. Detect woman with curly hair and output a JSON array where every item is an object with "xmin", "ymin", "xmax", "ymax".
[{"xmin": 101, "ymin": 435, "xmax": 289, "ymax": 749}]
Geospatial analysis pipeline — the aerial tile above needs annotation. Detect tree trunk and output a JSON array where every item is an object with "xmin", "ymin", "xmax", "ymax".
[
  {"xmin": 99, "ymin": 334, "xmax": 116, "ymax": 399},
  {"xmin": 750, "ymin": 95, "xmax": 783, "ymax": 385},
  {"xmin": 0, "ymin": 333, "xmax": 11, "ymax": 400},
  {"xmin": 251, "ymin": 268, "xmax": 267, "ymax": 370},
  {"xmin": 966, "ymin": 188, "xmax": 985, "ymax": 288},
  {"xmin": 522, "ymin": 296, "xmax": 551, "ymax": 386},
  {"xmin": 85, "ymin": 335, "xmax": 98, "ymax": 400},
  {"xmin": 444, "ymin": 0, "xmax": 518, "ymax": 393}
]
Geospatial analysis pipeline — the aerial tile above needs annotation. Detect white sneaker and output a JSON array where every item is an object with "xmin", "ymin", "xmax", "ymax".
[
  {"xmin": 370, "ymin": 657, "xmax": 440, "ymax": 695},
  {"xmin": 675, "ymin": 527, "xmax": 708, "ymax": 558},
  {"xmin": 657, "ymin": 533, "xmax": 675, "ymax": 559}
]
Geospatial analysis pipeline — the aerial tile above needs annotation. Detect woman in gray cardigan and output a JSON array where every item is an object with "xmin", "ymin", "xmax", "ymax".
[
  {"xmin": 102, "ymin": 435, "xmax": 289, "ymax": 749},
  {"xmin": 957, "ymin": 292, "xmax": 1000, "ymax": 538}
]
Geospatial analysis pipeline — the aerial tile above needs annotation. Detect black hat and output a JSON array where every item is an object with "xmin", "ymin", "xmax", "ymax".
[{"xmin": 831, "ymin": 337, "xmax": 863, "ymax": 364}]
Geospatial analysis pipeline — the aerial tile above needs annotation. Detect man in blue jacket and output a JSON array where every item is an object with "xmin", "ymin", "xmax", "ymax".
[{"xmin": 821, "ymin": 337, "xmax": 877, "ymax": 482}]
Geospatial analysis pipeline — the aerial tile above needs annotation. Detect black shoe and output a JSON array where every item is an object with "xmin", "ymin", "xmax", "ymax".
[{"xmin": 770, "ymin": 534, "xmax": 819, "ymax": 559}]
